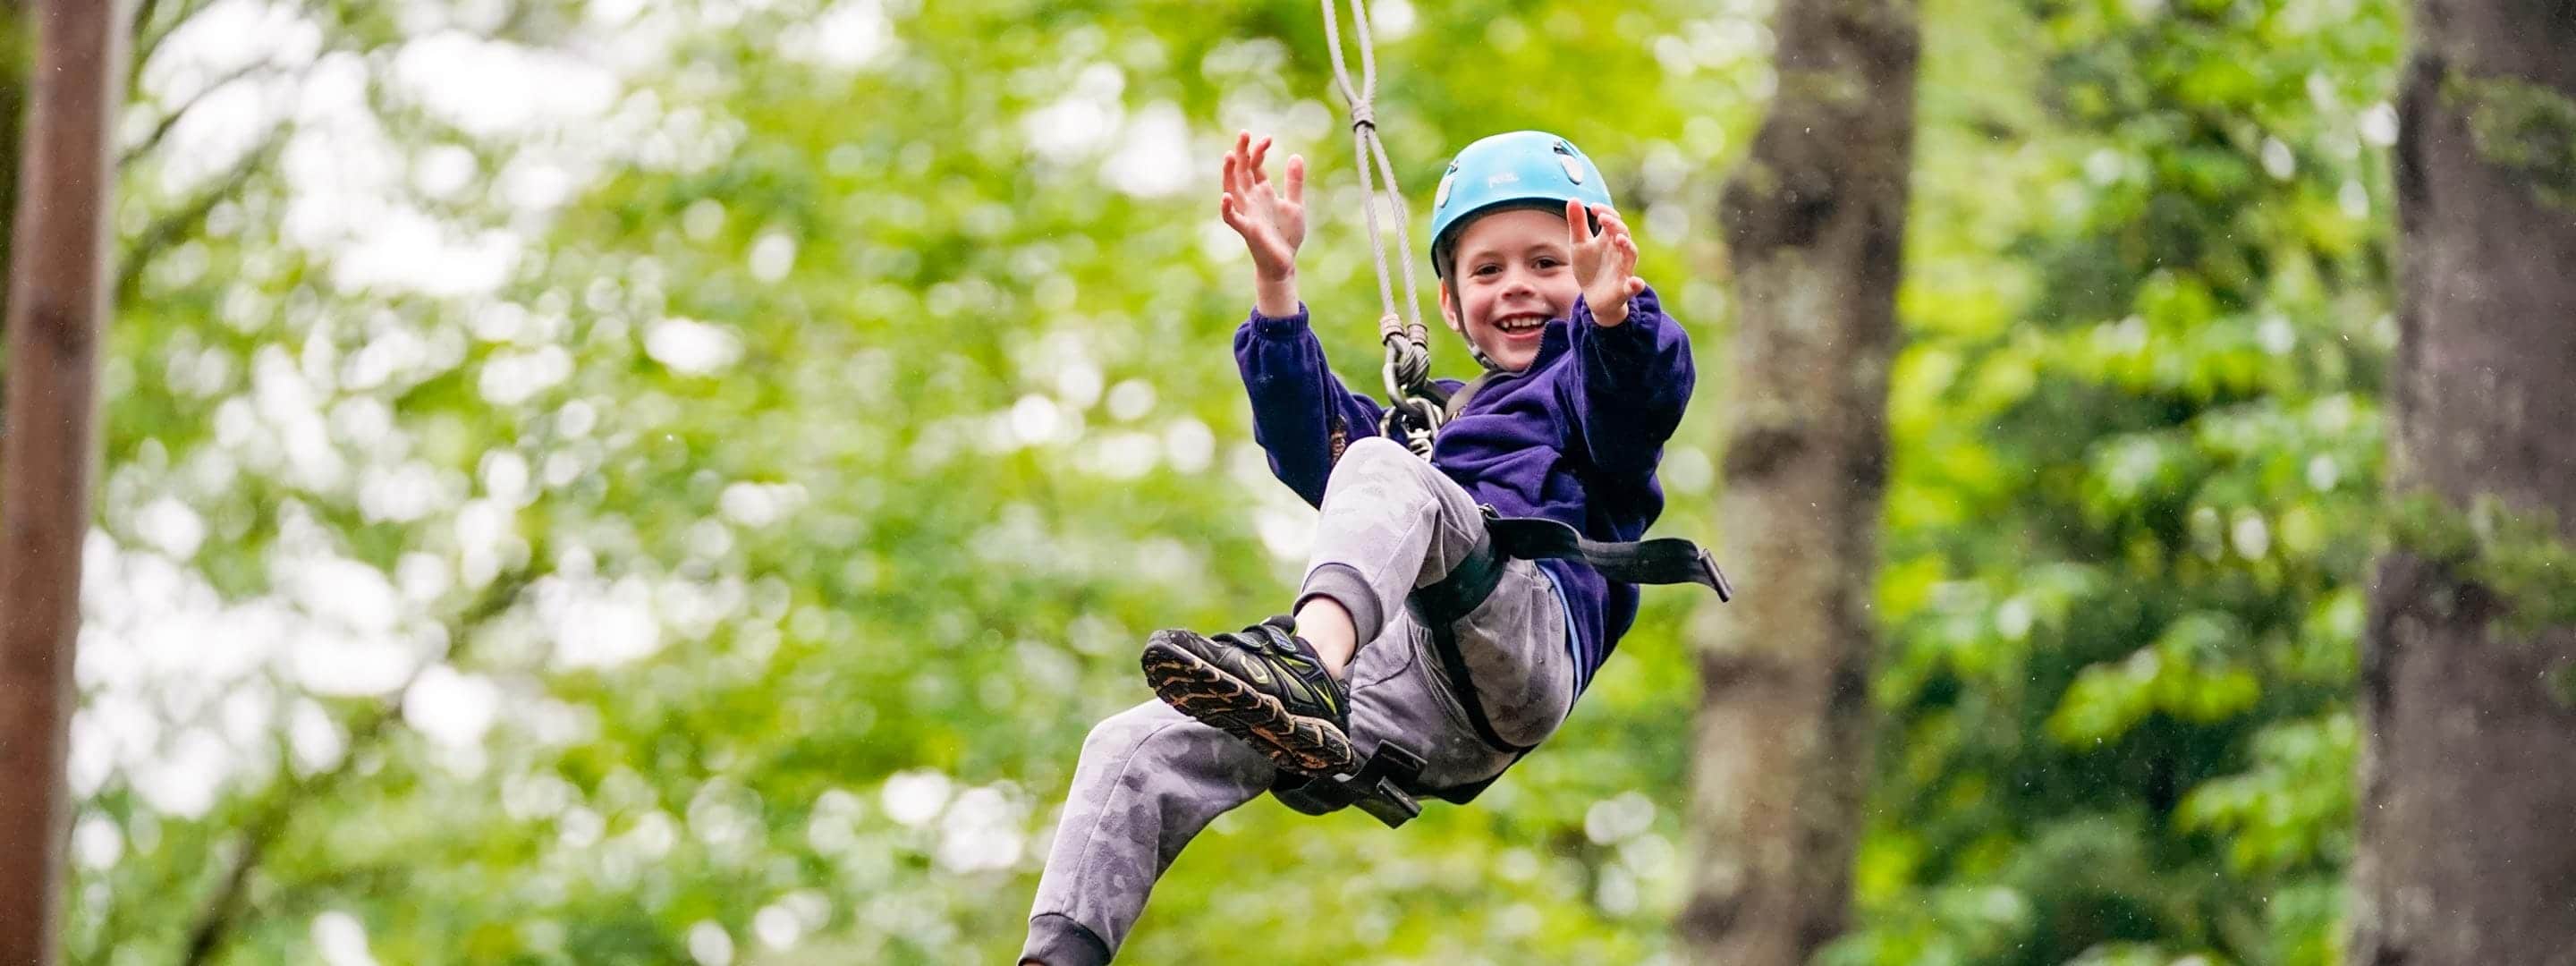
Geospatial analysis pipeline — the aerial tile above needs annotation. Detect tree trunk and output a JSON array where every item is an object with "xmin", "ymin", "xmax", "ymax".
[
  {"xmin": 2352, "ymin": 2, "xmax": 2576, "ymax": 963},
  {"xmin": 0, "ymin": 1, "xmax": 125, "ymax": 962},
  {"xmin": 0, "ymin": 0, "xmax": 28, "ymax": 331},
  {"xmin": 1679, "ymin": 0, "xmax": 1917, "ymax": 962}
]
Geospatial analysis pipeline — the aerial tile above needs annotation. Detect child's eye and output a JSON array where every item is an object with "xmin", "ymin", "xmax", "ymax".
[
  {"xmin": 1533, "ymin": 257, "xmax": 1563, "ymax": 269},
  {"xmin": 1474, "ymin": 264, "xmax": 1501, "ymax": 276}
]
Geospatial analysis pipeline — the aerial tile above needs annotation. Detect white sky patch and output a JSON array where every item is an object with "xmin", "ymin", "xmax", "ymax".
[
  {"xmin": 84, "ymin": 539, "xmax": 273, "ymax": 683},
  {"xmin": 396, "ymin": 550, "xmax": 452, "ymax": 603},
  {"xmin": 290, "ymin": 699, "xmax": 348, "ymax": 773},
  {"xmin": 1101, "ymin": 101, "xmax": 1193, "ymax": 198},
  {"xmin": 2260, "ymin": 137, "xmax": 2296, "ymax": 180},
  {"xmin": 1256, "ymin": 496, "xmax": 1315, "ymax": 563},
  {"xmin": 285, "ymin": 621, "xmax": 420, "ymax": 697},
  {"xmin": 1372, "ymin": 0, "xmax": 1417, "ymax": 38},
  {"xmin": 135, "ymin": 497, "xmax": 208, "ymax": 559},
  {"xmin": 455, "ymin": 497, "xmax": 521, "ymax": 589},
  {"xmin": 1162, "ymin": 417, "xmax": 1215, "ymax": 473},
  {"xmin": 412, "ymin": 144, "xmax": 477, "ymax": 199},
  {"xmin": 73, "ymin": 815, "xmax": 123, "ymax": 869},
  {"xmin": 1021, "ymin": 63, "xmax": 1125, "ymax": 157},
  {"xmin": 393, "ymin": 31, "xmax": 620, "ymax": 139},
  {"xmin": 154, "ymin": 75, "xmax": 292, "ymax": 197},
  {"xmin": 313, "ymin": 911, "xmax": 380, "ymax": 966},
  {"xmin": 252, "ymin": 343, "xmax": 335, "ymax": 483},
  {"xmin": 288, "ymin": 555, "xmax": 400, "ymax": 636},
  {"xmin": 1105, "ymin": 378, "xmax": 1157, "ymax": 421},
  {"xmin": 754, "ymin": 902, "xmax": 803, "ymax": 950},
  {"xmin": 934, "ymin": 785, "xmax": 1026, "ymax": 873},
  {"xmin": 81, "ymin": 540, "xmax": 301, "ymax": 814},
  {"xmin": 284, "ymin": 56, "xmax": 530, "ymax": 291},
  {"xmin": 65, "ymin": 700, "xmax": 129, "ymax": 800},
  {"xmin": 358, "ymin": 461, "xmax": 453, "ymax": 524},
  {"xmin": 403, "ymin": 665, "xmax": 502, "ymax": 748},
  {"xmin": 148, "ymin": 0, "xmax": 324, "ymax": 84},
  {"xmin": 780, "ymin": 0, "xmax": 897, "ymax": 71},
  {"xmin": 281, "ymin": 54, "xmax": 398, "ymax": 249},
  {"xmin": 482, "ymin": 450, "xmax": 533, "ymax": 505},
  {"xmin": 479, "ymin": 344, "xmax": 575, "ymax": 406},
  {"xmin": 1009, "ymin": 394, "xmax": 1063, "ymax": 446},
  {"xmin": 132, "ymin": 729, "xmax": 233, "ymax": 818},
  {"xmin": 80, "ymin": 2, "xmax": 725, "ymax": 826},
  {"xmin": 687, "ymin": 921, "xmax": 735, "ymax": 966},
  {"xmin": 721, "ymin": 481, "xmax": 809, "ymax": 527},
  {"xmin": 589, "ymin": 0, "xmax": 649, "ymax": 28},
  {"xmin": 138, "ymin": 0, "xmax": 318, "ymax": 193},
  {"xmin": 1078, "ymin": 432, "xmax": 1158, "ymax": 480},
  {"xmin": 1662, "ymin": 444, "xmax": 1714, "ymax": 495},
  {"xmin": 1053, "ymin": 358, "xmax": 1103, "ymax": 409},
  {"xmin": 684, "ymin": 199, "xmax": 726, "ymax": 240},
  {"xmin": 333, "ymin": 206, "xmax": 523, "ymax": 297},
  {"xmin": 501, "ymin": 155, "xmax": 580, "ymax": 211},
  {"xmin": 540, "ymin": 574, "xmax": 665, "ymax": 670},
  {"xmin": 2360, "ymin": 102, "xmax": 2399, "ymax": 146},
  {"xmin": 267, "ymin": 27, "xmax": 623, "ymax": 298},
  {"xmin": 749, "ymin": 231, "xmax": 797, "ymax": 282},
  {"xmin": 879, "ymin": 769, "xmax": 952, "ymax": 827},
  {"xmin": 647, "ymin": 318, "xmax": 744, "ymax": 376}
]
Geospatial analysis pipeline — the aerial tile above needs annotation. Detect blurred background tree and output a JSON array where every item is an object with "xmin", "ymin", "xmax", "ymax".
[
  {"xmin": 30, "ymin": 0, "xmax": 2425, "ymax": 962},
  {"xmin": 1682, "ymin": 0, "xmax": 1915, "ymax": 959},
  {"xmin": 2350, "ymin": 0, "xmax": 2576, "ymax": 962}
]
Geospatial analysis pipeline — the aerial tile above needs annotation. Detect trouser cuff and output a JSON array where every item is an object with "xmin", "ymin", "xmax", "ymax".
[
  {"xmin": 1297, "ymin": 563, "xmax": 1384, "ymax": 648},
  {"xmin": 1021, "ymin": 913, "xmax": 1112, "ymax": 966}
]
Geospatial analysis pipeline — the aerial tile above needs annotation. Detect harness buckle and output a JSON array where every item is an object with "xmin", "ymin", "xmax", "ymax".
[
  {"xmin": 1269, "ymin": 741, "xmax": 1429, "ymax": 828},
  {"xmin": 1697, "ymin": 546, "xmax": 1734, "ymax": 603}
]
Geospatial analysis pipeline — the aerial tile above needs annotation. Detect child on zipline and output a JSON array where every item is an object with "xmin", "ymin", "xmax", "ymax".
[{"xmin": 1021, "ymin": 129, "xmax": 1706, "ymax": 965}]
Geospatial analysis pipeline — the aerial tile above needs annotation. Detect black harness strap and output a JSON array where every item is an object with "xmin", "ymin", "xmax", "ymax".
[
  {"xmin": 1481, "ymin": 514, "xmax": 1734, "ymax": 602},
  {"xmin": 1411, "ymin": 594, "xmax": 1538, "ymax": 755},
  {"xmin": 1411, "ymin": 507, "xmax": 1733, "ymax": 758},
  {"xmin": 1268, "ymin": 741, "xmax": 1428, "ymax": 826},
  {"xmin": 1267, "ymin": 388, "xmax": 1738, "ymax": 826}
]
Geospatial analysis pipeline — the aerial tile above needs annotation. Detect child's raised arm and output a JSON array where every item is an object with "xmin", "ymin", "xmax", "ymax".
[
  {"xmin": 1235, "ymin": 308, "xmax": 1387, "ymax": 508},
  {"xmin": 1217, "ymin": 131, "xmax": 1307, "ymax": 318},
  {"xmin": 1219, "ymin": 131, "xmax": 1385, "ymax": 504},
  {"xmin": 1563, "ymin": 205, "xmax": 1694, "ymax": 477}
]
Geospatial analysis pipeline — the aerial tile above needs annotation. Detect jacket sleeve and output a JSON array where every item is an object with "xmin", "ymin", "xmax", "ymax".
[
  {"xmin": 1235, "ymin": 303, "xmax": 1386, "ymax": 507},
  {"xmin": 1562, "ymin": 284, "xmax": 1694, "ymax": 478}
]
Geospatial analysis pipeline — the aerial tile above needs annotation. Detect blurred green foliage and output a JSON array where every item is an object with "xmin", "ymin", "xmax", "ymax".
[{"xmin": 68, "ymin": 0, "xmax": 2394, "ymax": 962}]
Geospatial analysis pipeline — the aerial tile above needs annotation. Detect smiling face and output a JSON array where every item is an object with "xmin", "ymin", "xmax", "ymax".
[{"xmin": 1438, "ymin": 208, "xmax": 1580, "ymax": 373}]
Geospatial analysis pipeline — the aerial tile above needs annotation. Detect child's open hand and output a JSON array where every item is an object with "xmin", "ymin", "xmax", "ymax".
[
  {"xmin": 1218, "ymin": 131, "xmax": 1306, "ymax": 283},
  {"xmin": 1569, "ymin": 200, "xmax": 1646, "ymax": 326}
]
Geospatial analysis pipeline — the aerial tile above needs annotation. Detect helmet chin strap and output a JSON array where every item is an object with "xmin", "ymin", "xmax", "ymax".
[{"xmin": 1444, "ymin": 309, "xmax": 1512, "ymax": 373}]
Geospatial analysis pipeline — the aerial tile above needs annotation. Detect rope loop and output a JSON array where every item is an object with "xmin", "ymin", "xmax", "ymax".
[{"xmin": 1322, "ymin": 0, "xmax": 1445, "ymax": 449}]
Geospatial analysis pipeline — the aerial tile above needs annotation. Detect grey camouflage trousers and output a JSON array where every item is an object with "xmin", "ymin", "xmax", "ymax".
[{"xmin": 1020, "ymin": 436, "xmax": 1576, "ymax": 964}]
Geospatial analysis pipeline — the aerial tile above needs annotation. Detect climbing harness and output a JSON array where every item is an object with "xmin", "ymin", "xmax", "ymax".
[
  {"xmin": 1318, "ymin": 0, "xmax": 1446, "ymax": 456},
  {"xmin": 1270, "ymin": 504, "xmax": 1734, "ymax": 826},
  {"xmin": 1274, "ymin": 3, "xmax": 1740, "ymax": 830}
]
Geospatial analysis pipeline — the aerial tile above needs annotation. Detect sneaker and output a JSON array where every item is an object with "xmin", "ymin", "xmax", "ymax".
[{"xmin": 1140, "ymin": 615, "xmax": 1356, "ymax": 775}]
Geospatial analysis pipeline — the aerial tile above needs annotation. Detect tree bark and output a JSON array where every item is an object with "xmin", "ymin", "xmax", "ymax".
[
  {"xmin": 1679, "ymin": 0, "xmax": 1917, "ymax": 962},
  {"xmin": 2352, "ymin": 2, "xmax": 2576, "ymax": 963},
  {"xmin": 0, "ymin": 2, "xmax": 126, "ymax": 963}
]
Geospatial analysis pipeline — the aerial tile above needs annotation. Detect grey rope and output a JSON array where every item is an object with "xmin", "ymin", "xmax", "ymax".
[{"xmin": 1318, "ymin": 0, "xmax": 1443, "ymax": 455}]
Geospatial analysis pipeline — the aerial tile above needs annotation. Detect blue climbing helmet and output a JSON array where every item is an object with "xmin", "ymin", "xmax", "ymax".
[{"xmin": 1428, "ymin": 131, "xmax": 1615, "ymax": 279}]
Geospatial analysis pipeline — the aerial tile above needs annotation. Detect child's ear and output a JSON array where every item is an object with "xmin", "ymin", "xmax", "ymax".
[{"xmin": 1438, "ymin": 283, "xmax": 1462, "ymax": 334}]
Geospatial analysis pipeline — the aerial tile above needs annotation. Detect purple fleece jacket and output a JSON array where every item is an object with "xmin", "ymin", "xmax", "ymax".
[{"xmin": 1233, "ymin": 285, "xmax": 1695, "ymax": 691}]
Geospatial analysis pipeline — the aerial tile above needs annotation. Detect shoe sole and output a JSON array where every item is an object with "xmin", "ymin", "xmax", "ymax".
[{"xmin": 1140, "ymin": 634, "xmax": 1357, "ymax": 776}]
